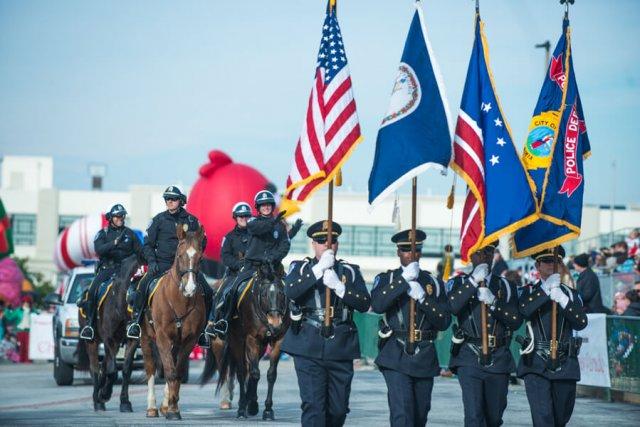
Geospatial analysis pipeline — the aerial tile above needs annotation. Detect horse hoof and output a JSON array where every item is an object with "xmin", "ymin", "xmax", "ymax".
[
  {"xmin": 146, "ymin": 408, "xmax": 159, "ymax": 418},
  {"xmin": 160, "ymin": 405, "xmax": 169, "ymax": 416},
  {"xmin": 262, "ymin": 409, "xmax": 275, "ymax": 420},
  {"xmin": 248, "ymin": 401, "xmax": 259, "ymax": 416},
  {"xmin": 166, "ymin": 411, "xmax": 182, "ymax": 421},
  {"xmin": 94, "ymin": 402, "xmax": 106, "ymax": 412},
  {"xmin": 119, "ymin": 402, "xmax": 133, "ymax": 412},
  {"xmin": 236, "ymin": 409, "xmax": 247, "ymax": 419}
]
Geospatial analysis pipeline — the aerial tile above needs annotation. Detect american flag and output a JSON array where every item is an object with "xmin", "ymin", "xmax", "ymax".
[
  {"xmin": 452, "ymin": 15, "xmax": 537, "ymax": 263},
  {"xmin": 282, "ymin": 4, "xmax": 362, "ymax": 214}
]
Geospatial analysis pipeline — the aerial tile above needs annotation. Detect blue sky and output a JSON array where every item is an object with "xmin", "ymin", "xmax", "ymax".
[{"xmin": 1, "ymin": 0, "xmax": 638, "ymax": 205}]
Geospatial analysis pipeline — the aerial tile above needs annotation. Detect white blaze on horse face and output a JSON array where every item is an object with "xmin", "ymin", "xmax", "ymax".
[
  {"xmin": 147, "ymin": 375, "xmax": 157, "ymax": 410},
  {"xmin": 184, "ymin": 246, "xmax": 197, "ymax": 297}
]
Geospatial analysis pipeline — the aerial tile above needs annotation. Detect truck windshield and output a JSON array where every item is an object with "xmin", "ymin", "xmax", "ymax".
[{"xmin": 66, "ymin": 273, "xmax": 95, "ymax": 304}]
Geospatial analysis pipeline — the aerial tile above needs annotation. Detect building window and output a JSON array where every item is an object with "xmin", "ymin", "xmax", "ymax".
[
  {"xmin": 11, "ymin": 214, "xmax": 37, "ymax": 246},
  {"xmin": 58, "ymin": 215, "xmax": 81, "ymax": 233}
]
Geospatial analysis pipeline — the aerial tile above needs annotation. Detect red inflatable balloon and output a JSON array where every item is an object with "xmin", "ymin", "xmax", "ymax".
[{"xmin": 188, "ymin": 150, "xmax": 273, "ymax": 261}]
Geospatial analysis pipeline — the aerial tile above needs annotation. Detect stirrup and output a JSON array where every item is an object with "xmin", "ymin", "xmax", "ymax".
[
  {"xmin": 80, "ymin": 325, "xmax": 94, "ymax": 341},
  {"xmin": 126, "ymin": 323, "xmax": 141, "ymax": 339},
  {"xmin": 213, "ymin": 319, "xmax": 228, "ymax": 335}
]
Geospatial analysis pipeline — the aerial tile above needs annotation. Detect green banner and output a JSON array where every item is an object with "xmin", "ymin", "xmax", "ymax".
[{"xmin": 607, "ymin": 315, "xmax": 640, "ymax": 393}]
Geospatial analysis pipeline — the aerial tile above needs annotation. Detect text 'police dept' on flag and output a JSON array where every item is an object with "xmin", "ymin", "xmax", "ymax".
[
  {"xmin": 281, "ymin": 1, "xmax": 362, "ymax": 216},
  {"xmin": 368, "ymin": 1, "xmax": 452, "ymax": 209},
  {"xmin": 452, "ymin": 11, "xmax": 537, "ymax": 264},
  {"xmin": 513, "ymin": 15, "xmax": 590, "ymax": 257}
]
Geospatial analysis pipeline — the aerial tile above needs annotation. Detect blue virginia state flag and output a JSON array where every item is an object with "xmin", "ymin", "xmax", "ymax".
[
  {"xmin": 368, "ymin": 2, "xmax": 452, "ymax": 208},
  {"xmin": 513, "ymin": 16, "xmax": 590, "ymax": 257},
  {"xmin": 451, "ymin": 12, "xmax": 538, "ymax": 263}
]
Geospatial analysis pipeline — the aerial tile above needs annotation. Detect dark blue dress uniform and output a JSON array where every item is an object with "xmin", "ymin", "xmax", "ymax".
[
  {"xmin": 282, "ymin": 221, "xmax": 370, "ymax": 427},
  {"xmin": 447, "ymin": 272, "xmax": 522, "ymax": 427},
  {"xmin": 371, "ymin": 266, "xmax": 451, "ymax": 426},
  {"xmin": 517, "ymin": 247, "xmax": 588, "ymax": 427}
]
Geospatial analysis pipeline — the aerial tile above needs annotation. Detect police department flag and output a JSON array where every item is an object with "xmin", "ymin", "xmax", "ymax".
[
  {"xmin": 281, "ymin": 1, "xmax": 362, "ymax": 216},
  {"xmin": 513, "ymin": 16, "xmax": 590, "ymax": 257},
  {"xmin": 452, "ymin": 12, "xmax": 537, "ymax": 263},
  {"xmin": 368, "ymin": 1, "xmax": 452, "ymax": 208}
]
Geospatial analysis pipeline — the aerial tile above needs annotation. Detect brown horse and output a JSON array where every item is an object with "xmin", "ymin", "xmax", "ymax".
[
  {"xmin": 202, "ymin": 265, "xmax": 290, "ymax": 420},
  {"xmin": 140, "ymin": 224, "xmax": 206, "ymax": 420},
  {"xmin": 77, "ymin": 254, "xmax": 141, "ymax": 412}
]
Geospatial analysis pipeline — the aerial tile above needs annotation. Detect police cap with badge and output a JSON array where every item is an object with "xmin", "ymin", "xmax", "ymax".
[
  {"xmin": 531, "ymin": 245, "xmax": 566, "ymax": 263},
  {"xmin": 391, "ymin": 229, "xmax": 427, "ymax": 252},
  {"xmin": 307, "ymin": 220, "xmax": 342, "ymax": 244}
]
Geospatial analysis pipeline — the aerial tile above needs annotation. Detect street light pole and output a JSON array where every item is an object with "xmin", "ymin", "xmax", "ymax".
[{"xmin": 535, "ymin": 40, "xmax": 551, "ymax": 70}]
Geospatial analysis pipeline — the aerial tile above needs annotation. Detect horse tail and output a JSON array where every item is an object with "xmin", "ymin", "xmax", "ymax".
[
  {"xmin": 75, "ymin": 338, "xmax": 90, "ymax": 371},
  {"xmin": 216, "ymin": 340, "xmax": 236, "ymax": 394},
  {"xmin": 199, "ymin": 346, "xmax": 217, "ymax": 386}
]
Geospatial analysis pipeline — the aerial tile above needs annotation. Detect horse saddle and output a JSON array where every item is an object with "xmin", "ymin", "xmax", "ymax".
[
  {"xmin": 79, "ymin": 278, "xmax": 114, "ymax": 319},
  {"xmin": 147, "ymin": 273, "xmax": 168, "ymax": 306},
  {"xmin": 235, "ymin": 273, "xmax": 258, "ymax": 309}
]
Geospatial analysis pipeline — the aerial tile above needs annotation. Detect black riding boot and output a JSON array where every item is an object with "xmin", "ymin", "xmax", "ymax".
[
  {"xmin": 79, "ymin": 298, "xmax": 96, "ymax": 340},
  {"xmin": 205, "ymin": 292, "xmax": 233, "ymax": 339},
  {"xmin": 126, "ymin": 281, "xmax": 149, "ymax": 339}
]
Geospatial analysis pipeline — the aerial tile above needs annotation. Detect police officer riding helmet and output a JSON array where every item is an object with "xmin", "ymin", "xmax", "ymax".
[
  {"xmin": 163, "ymin": 186, "xmax": 187, "ymax": 205},
  {"xmin": 254, "ymin": 190, "xmax": 276, "ymax": 209},
  {"xmin": 232, "ymin": 202, "xmax": 252, "ymax": 218},
  {"xmin": 105, "ymin": 204, "xmax": 127, "ymax": 221}
]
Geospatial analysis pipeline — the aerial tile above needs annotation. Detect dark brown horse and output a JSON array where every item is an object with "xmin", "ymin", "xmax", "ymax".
[
  {"xmin": 140, "ymin": 224, "xmax": 206, "ymax": 420},
  {"xmin": 202, "ymin": 266, "xmax": 290, "ymax": 420},
  {"xmin": 77, "ymin": 254, "xmax": 141, "ymax": 412}
]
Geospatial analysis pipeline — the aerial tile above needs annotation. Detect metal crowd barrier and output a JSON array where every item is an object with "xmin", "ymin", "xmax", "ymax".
[{"xmin": 353, "ymin": 312, "xmax": 640, "ymax": 395}]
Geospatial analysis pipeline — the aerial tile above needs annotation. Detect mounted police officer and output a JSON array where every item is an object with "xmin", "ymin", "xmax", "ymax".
[
  {"xmin": 447, "ymin": 241, "xmax": 522, "ymax": 427},
  {"xmin": 79, "ymin": 204, "xmax": 142, "ymax": 340},
  {"xmin": 517, "ymin": 246, "xmax": 587, "ymax": 427},
  {"xmin": 126, "ymin": 186, "xmax": 212, "ymax": 340},
  {"xmin": 282, "ymin": 220, "xmax": 370, "ymax": 427},
  {"xmin": 371, "ymin": 229, "xmax": 451, "ymax": 427},
  {"xmin": 205, "ymin": 190, "xmax": 290, "ymax": 338},
  {"xmin": 205, "ymin": 201, "xmax": 252, "ymax": 336}
]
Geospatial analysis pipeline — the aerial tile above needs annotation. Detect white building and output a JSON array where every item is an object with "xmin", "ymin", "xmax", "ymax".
[{"xmin": 1, "ymin": 155, "xmax": 638, "ymax": 282}]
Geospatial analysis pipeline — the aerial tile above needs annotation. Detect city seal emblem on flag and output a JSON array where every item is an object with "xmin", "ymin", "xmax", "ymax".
[
  {"xmin": 523, "ymin": 110, "xmax": 560, "ymax": 170},
  {"xmin": 381, "ymin": 63, "xmax": 421, "ymax": 128}
]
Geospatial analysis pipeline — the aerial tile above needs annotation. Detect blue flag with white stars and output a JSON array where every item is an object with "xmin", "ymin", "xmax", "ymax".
[{"xmin": 452, "ymin": 13, "xmax": 537, "ymax": 263}]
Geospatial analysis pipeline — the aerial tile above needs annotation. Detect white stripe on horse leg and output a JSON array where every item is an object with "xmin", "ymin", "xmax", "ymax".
[
  {"xmin": 147, "ymin": 375, "xmax": 157, "ymax": 410},
  {"xmin": 162, "ymin": 382, "xmax": 169, "ymax": 408}
]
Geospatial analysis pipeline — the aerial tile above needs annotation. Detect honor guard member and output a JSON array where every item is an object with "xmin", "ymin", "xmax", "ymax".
[
  {"xmin": 206, "ymin": 202, "xmax": 252, "ymax": 333},
  {"xmin": 127, "ymin": 186, "xmax": 212, "ymax": 339},
  {"xmin": 282, "ymin": 220, "xmax": 370, "ymax": 427},
  {"xmin": 517, "ymin": 246, "xmax": 587, "ymax": 427},
  {"xmin": 79, "ymin": 204, "xmax": 142, "ymax": 340},
  {"xmin": 447, "ymin": 242, "xmax": 522, "ymax": 427},
  {"xmin": 205, "ymin": 190, "xmax": 290, "ymax": 338},
  {"xmin": 371, "ymin": 229, "xmax": 451, "ymax": 427}
]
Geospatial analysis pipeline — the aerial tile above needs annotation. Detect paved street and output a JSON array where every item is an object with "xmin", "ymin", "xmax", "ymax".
[{"xmin": 0, "ymin": 360, "xmax": 638, "ymax": 426}]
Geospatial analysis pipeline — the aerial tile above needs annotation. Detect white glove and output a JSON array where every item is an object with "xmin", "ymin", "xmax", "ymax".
[
  {"xmin": 546, "ymin": 273, "xmax": 561, "ymax": 290},
  {"xmin": 470, "ymin": 263, "xmax": 489, "ymax": 285},
  {"xmin": 401, "ymin": 262, "xmax": 420, "ymax": 282},
  {"xmin": 477, "ymin": 287, "xmax": 496, "ymax": 305},
  {"xmin": 407, "ymin": 281, "xmax": 425, "ymax": 303},
  {"xmin": 550, "ymin": 287, "xmax": 569, "ymax": 309},
  {"xmin": 312, "ymin": 249, "xmax": 335, "ymax": 279},
  {"xmin": 323, "ymin": 269, "xmax": 345, "ymax": 298}
]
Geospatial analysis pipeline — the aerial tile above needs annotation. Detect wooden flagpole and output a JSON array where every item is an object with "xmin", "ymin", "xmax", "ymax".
[{"xmin": 406, "ymin": 177, "xmax": 418, "ymax": 355}]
